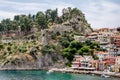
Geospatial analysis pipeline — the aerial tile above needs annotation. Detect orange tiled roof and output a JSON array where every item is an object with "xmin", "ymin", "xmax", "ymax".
[
  {"xmin": 110, "ymin": 36, "xmax": 120, "ymax": 38},
  {"xmin": 91, "ymin": 60, "xmax": 99, "ymax": 63},
  {"xmin": 97, "ymin": 51, "xmax": 108, "ymax": 54}
]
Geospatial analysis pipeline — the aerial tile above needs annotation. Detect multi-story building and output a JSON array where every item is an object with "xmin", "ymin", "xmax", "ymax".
[
  {"xmin": 72, "ymin": 55, "xmax": 84, "ymax": 68},
  {"xmin": 116, "ymin": 56, "xmax": 120, "ymax": 65},
  {"xmin": 112, "ymin": 56, "xmax": 120, "ymax": 72},
  {"xmin": 71, "ymin": 55, "xmax": 95, "ymax": 70},
  {"xmin": 90, "ymin": 60, "xmax": 100, "ymax": 70},
  {"xmin": 95, "ymin": 51, "xmax": 109, "ymax": 60},
  {"xmin": 99, "ymin": 56, "xmax": 116, "ymax": 71},
  {"xmin": 87, "ymin": 32, "xmax": 98, "ymax": 42},
  {"xmin": 90, "ymin": 28, "xmax": 117, "ymax": 51},
  {"xmin": 109, "ymin": 36, "xmax": 120, "ymax": 56},
  {"xmin": 97, "ymin": 32, "xmax": 115, "ymax": 50}
]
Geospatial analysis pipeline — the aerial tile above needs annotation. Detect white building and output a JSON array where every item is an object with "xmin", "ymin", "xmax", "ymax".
[{"xmin": 96, "ymin": 51, "xmax": 109, "ymax": 60}]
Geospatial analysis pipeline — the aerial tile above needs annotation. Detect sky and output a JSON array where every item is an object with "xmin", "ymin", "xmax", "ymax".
[{"xmin": 0, "ymin": 0, "xmax": 120, "ymax": 29}]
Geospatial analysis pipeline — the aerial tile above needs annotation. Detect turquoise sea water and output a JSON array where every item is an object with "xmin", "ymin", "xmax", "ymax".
[{"xmin": 0, "ymin": 70, "xmax": 119, "ymax": 80}]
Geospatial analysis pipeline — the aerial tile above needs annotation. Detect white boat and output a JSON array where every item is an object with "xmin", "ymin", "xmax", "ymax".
[
  {"xmin": 47, "ymin": 69, "xmax": 54, "ymax": 74},
  {"xmin": 101, "ymin": 74, "xmax": 110, "ymax": 78}
]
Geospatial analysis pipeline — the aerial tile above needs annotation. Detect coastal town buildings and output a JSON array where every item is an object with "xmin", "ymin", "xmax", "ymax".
[
  {"xmin": 71, "ymin": 27, "xmax": 120, "ymax": 72},
  {"xmin": 71, "ymin": 55, "xmax": 95, "ymax": 71},
  {"xmin": 71, "ymin": 55, "xmax": 119, "ymax": 72},
  {"xmin": 115, "ymin": 56, "xmax": 120, "ymax": 72},
  {"xmin": 90, "ymin": 60, "xmax": 99, "ymax": 70},
  {"xmin": 109, "ymin": 36, "xmax": 120, "ymax": 56},
  {"xmin": 95, "ymin": 51, "xmax": 109, "ymax": 60},
  {"xmin": 111, "ymin": 56, "xmax": 120, "ymax": 72},
  {"xmin": 116, "ymin": 56, "xmax": 120, "ymax": 65},
  {"xmin": 97, "ymin": 31, "xmax": 116, "ymax": 51},
  {"xmin": 72, "ymin": 55, "xmax": 84, "ymax": 68},
  {"xmin": 99, "ymin": 56, "xmax": 116, "ymax": 71},
  {"xmin": 87, "ymin": 32, "xmax": 98, "ymax": 42},
  {"xmin": 72, "ymin": 55, "xmax": 93, "ymax": 68}
]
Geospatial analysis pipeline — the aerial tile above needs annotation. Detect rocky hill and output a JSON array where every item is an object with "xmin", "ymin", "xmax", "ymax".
[
  {"xmin": 40, "ymin": 8, "xmax": 92, "ymax": 45},
  {"xmin": 0, "ymin": 7, "xmax": 93, "ymax": 69}
]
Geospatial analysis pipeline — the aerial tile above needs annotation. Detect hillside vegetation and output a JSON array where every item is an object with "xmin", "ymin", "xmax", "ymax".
[
  {"xmin": 0, "ymin": 7, "xmax": 92, "ymax": 34},
  {"xmin": 0, "ymin": 7, "xmax": 97, "ymax": 69}
]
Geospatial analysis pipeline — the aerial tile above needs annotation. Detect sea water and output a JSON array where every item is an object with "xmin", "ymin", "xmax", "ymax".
[{"xmin": 0, "ymin": 70, "xmax": 119, "ymax": 80}]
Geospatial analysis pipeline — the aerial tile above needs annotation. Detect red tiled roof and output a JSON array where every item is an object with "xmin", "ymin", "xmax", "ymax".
[{"xmin": 110, "ymin": 36, "xmax": 120, "ymax": 38}]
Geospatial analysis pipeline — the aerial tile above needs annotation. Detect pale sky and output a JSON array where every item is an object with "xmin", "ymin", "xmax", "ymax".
[{"xmin": 0, "ymin": 0, "xmax": 120, "ymax": 29}]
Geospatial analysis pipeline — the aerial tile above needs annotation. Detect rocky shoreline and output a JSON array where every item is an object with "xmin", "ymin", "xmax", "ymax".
[
  {"xmin": 0, "ymin": 67, "xmax": 49, "ymax": 71},
  {"xmin": 49, "ymin": 68, "xmax": 120, "ymax": 78},
  {"xmin": 0, "ymin": 68, "xmax": 120, "ymax": 78}
]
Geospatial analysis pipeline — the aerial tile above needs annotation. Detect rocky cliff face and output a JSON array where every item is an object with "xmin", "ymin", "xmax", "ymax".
[
  {"xmin": 1, "ymin": 53, "xmax": 67, "ymax": 70},
  {"xmin": 69, "ymin": 15, "xmax": 92, "ymax": 34},
  {"xmin": 40, "ymin": 15, "xmax": 92, "ymax": 45}
]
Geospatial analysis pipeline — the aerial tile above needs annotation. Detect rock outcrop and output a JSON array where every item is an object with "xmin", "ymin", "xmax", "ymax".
[
  {"xmin": 40, "ymin": 11, "xmax": 92, "ymax": 45},
  {"xmin": 1, "ymin": 53, "xmax": 67, "ymax": 70}
]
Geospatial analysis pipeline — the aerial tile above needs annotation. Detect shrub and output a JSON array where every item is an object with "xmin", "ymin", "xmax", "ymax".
[
  {"xmin": 18, "ymin": 46, "xmax": 27, "ymax": 53},
  {"xmin": 78, "ymin": 49, "xmax": 83, "ymax": 55},
  {"xmin": 30, "ymin": 47, "xmax": 38, "ymax": 60},
  {"xmin": 7, "ymin": 46, "xmax": 11, "ymax": 51},
  {"xmin": 8, "ymin": 42, "xmax": 12, "ymax": 46},
  {"xmin": 41, "ymin": 44, "xmax": 56, "ymax": 55},
  {"xmin": 30, "ymin": 47, "xmax": 37, "ymax": 55},
  {"xmin": 0, "ymin": 44, "xmax": 4, "ymax": 49}
]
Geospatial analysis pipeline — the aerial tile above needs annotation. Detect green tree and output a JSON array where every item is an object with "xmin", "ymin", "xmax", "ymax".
[
  {"xmin": 59, "ymin": 37, "xmax": 70, "ymax": 48},
  {"xmin": 81, "ymin": 46, "xmax": 89, "ymax": 52},
  {"xmin": 78, "ymin": 49, "xmax": 83, "ymax": 55},
  {"xmin": 69, "ymin": 48, "xmax": 77, "ymax": 54},
  {"xmin": 62, "ymin": 48, "xmax": 74, "ymax": 62},
  {"xmin": 69, "ymin": 41, "xmax": 83, "ymax": 49},
  {"xmin": 45, "ymin": 9, "xmax": 58, "ymax": 24},
  {"xmin": 36, "ymin": 11, "xmax": 48, "ymax": 29},
  {"xmin": 20, "ymin": 24, "xmax": 26, "ymax": 31},
  {"xmin": 0, "ymin": 23, "xmax": 3, "ymax": 31},
  {"xmin": 11, "ymin": 20, "xmax": 19, "ymax": 30},
  {"xmin": 14, "ymin": 15, "xmax": 20, "ymax": 21},
  {"xmin": 22, "ymin": 16, "xmax": 32, "ymax": 32},
  {"xmin": 51, "ymin": 8, "xmax": 58, "ymax": 23},
  {"xmin": 1, "ymin": 19, "xmax": 12, "ymax": 32}
]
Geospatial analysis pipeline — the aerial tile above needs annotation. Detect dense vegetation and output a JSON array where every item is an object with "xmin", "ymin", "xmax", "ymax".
[
  {"xmin": 62, "ymin": 41, "xmax": 103, "ymax": 66},
  {"xmin": 57, "ymin": 32, "xmax": 105, "ymax": 66},
  {"xmin": 0, "ymin": 7, "xmax": 91, "ymax": 34}
]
